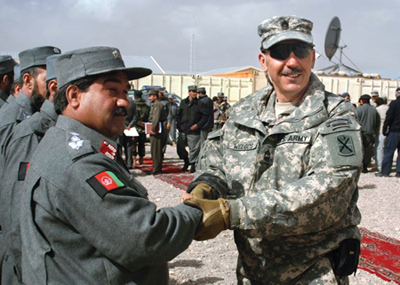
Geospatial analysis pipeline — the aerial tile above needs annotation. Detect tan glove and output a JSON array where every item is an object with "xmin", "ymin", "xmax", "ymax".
[
  {"xmin": 184, "ymin": 197, "xmax": 230, "ymax": 241},
  {"xmin": 189, "ymin": 183, "xmax": 215, "ymax": 200}
]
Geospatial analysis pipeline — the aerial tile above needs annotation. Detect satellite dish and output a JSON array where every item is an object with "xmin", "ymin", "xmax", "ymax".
[
  {"xmin": 324, "ymin": 17, "xmax": 341, "ymax": 61},
  {"xmin": 319, "ymin": 16, "xmax": 361, "ymax": 75}
]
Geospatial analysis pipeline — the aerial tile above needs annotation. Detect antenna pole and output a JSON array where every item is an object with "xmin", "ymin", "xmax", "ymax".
[{"xmin": 190, "ymin": 15, "xmax": 196, "ymax": 75}]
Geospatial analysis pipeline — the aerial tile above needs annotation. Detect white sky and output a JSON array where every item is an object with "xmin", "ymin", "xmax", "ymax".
[{"xmin": 1, "ymin": 0, "xmax": 399, "ymax": 73}]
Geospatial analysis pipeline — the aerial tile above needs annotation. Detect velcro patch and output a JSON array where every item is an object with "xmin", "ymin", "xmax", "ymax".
[
  {"xmin": 279, "ymin": 134, "xmax": 311, "ymax": 144},
  {"xmin": 87, "ymin": 171, "xmax": 125, "ymax": 198},
  {"xmin": 18, "ymin": 162, "xmax": 29, "ymax": 181},
  {"xmin": 337, "ymin": 135, "xmax": 355, "ymax": 156}
]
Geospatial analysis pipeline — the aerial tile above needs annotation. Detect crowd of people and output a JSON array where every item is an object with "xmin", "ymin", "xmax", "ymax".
[
  {"xmin": 118, "ymin": 85, "xmax": 231, "ymax": 175},
  {"xmin": 339, "ymin": 89, "xmax": 400, "ymax": 177},
  {"xmin": 0, "ymin": 13, "xmax": 397, "ymax": 284}
]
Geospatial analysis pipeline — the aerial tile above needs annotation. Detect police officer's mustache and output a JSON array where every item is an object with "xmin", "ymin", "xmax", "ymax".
[{"xmin": 113, "ymin": 107, "xmax": 127, "ymax": 116}]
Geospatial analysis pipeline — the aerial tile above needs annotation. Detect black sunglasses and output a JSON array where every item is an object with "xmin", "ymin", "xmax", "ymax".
[{"xmin": 267, "ymin": 43, "xmax": 313, "ymax": 60}]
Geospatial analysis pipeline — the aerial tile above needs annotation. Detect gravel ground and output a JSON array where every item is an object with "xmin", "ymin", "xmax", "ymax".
[{"xmin": 132, "ymin": 145, "xmax": 399, "ymax": 284}]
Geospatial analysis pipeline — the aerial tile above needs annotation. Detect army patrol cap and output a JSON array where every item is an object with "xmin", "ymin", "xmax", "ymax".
[
  {"xmin": 19, "ymin": 46, "xmax": 61, "ymax": 72},
  {"xmin": 46, "ymin": 54, "xmax": 61, "ymax": 83},
  {"xmin": 341, "ymin": 92, "xmax": 350, "ymax": 98},
  {"xmin": 197, "ymin": 87, "xmax": 206, "ymax": 94},
  {"xmin": 0, "ymin": 55, "xmax": 17, "ymax": 74},
  {"xmin": 13, "ymin": 65, "xmax": 20, "ymax": 81},
  {"xmin": 258, "ymin": 16, "xmax": 313, "ymax": 50},
  {"xmin": 360, "ymin": 94, "xmax": 371, "ymax": 101},
  {"xmin": 132, "ymin": 90, "xmax": 143, "ymax": 98},
  {"xmin": 55, "ymin": 46, "xmax": 152, "ymax": 88},
  {"xmin": 371, "ymin": 90, "xmax": 379, "ymax": 96},
  {"xmin": 148, "ymin": 90, "xmax": 158, "ymax": 96},
  {"xmin": 168, "ymin": 94, "xmax": 174, "ymax": 99},
  {"xmin": 217, "ymin": 92, "xmax": 224, "ymax": 98},
  {"xmin": 188, "ymin": 85, "xmax": 197, "ymax": 92}
]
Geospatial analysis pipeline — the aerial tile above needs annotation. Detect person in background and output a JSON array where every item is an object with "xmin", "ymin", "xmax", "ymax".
[
  {"xmin": 197, "ymin": 87, "xmax": 214, "ymax": 145},
  {"xmin": 132, "ymin": 90, "xmax": 150, "ymax": 165},
  {"xmin": 167, "ymin": 94, "xmax": 178, "ymax": 146},
  {"xmin": 377, "ymin": 88, "xmax": 400, "ymax": 177},
  {"xmin": 356, "ymin": 94, "xmax": 380, "ymax": 173},
  {"xmin": 375, "ymin": 97, "xmax": 389, "ymax": 173},
  {"xmin": 370, "ymin": 90, "xmax": 379, "ymax": 107},
  {"xmin": 341, "ymin": 92, "xmax": 350, "ymax": 101},
  {"xmin": 119, "ymin": 95, "xmax": 136, "ymax": 168},
  {"xmin": 0, "ymin": 55, "xmax": 17, "ymax": 109},
  {"xmin": 148, "ymin": 89, "xmax": 167, "ymax": 174}
]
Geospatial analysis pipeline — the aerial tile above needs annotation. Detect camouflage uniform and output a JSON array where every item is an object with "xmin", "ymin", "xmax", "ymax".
[
  {"xmin": 216, "ymin": 100, "xmax": 230, "ymax": 129},
  {"xmin": 132, "ymin": 97, "xmax": 150, "ymax": 159},
  {"xmin": 190, "ymin": 74, "xmax": 362, "ymax": 284}
]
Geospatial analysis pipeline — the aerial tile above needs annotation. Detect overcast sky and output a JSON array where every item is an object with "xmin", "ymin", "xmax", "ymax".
[{"xmin": 1, "ymin": 0, "xmax": 399, "ymax": 74}]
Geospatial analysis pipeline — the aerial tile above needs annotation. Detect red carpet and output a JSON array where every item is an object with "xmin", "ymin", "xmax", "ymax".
[
  {"xmin": 359, "ymin": 227, "xmax": 400, "ymax": 284},
  {"xmin": 134, "ymin": 157, "xmax": 400, "ymax": 284}
]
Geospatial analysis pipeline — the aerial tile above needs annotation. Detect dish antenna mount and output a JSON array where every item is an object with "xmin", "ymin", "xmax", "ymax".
[{"xmin": 319, "ymin": 16, "xmax": 360, "ymax": 74}]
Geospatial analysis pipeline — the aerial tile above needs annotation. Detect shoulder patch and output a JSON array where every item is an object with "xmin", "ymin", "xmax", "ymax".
[
  {"xmin": 87, "ymin": 171, "xmax": 125, "ymax": 198},
  {"xmin": 18, "ymin": 162, "xmax": 29, "ymax": 181},
  {"xmin": 337, "ymin": 135, "xmax": 355, "ymax": 156}
]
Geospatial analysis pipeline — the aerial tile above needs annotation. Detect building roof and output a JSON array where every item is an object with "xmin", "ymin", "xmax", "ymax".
[
  {"xmin": 362, "ymin": 69, "xmax": 400, "ymax": 80},
  {"xmin": 0, "ymin": 51, "xmax": 165, "ymax": 74},
  {"xmin": 199, "ymin": 66, "xmax": 262, "ymax": 76}
]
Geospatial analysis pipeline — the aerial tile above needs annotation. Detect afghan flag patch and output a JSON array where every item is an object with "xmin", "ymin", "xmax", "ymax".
[{"xmin": 87, "ymin": 171, "xmax": 125, "ymax": 198}]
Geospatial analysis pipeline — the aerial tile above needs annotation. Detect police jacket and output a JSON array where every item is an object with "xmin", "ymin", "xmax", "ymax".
[
  {"xmin": 188, "ymin": 74, "xmax": 362, "ymax": 283},
  {"xmin": 0, "ymin": 100, "xmax": 58, "ymax": 280},
  {"xmin": 177, "ymin": 96, "xmax": 208, "ymax": 134},
  {"xmin": 198, "ymin": 95, "xmax": 214, "ymax": 130},
  {"xmin": 383, "ymin": 96, "xmax": 400, "ymax": 133},
  {"xmin": 356, "ymin": 103, "xmax": 380, "ymax": 135},
  {"xmin": 19, "ymin": 115, "xmax": 201, "ymax": 284}
]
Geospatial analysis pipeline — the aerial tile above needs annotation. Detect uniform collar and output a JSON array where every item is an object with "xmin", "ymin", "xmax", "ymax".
[
  {"xmin": 56, "ymin": 115, "xmax": 119, "ymax": 160},
  {"xmin": 0, "ymin": 90, "xmax": 8, "ymax": 102},
  {"xmin": 15, "ymin": 92, "xmax": 34, "ymax": 115},
  {"xmin": 39, "ymin": 100, "xmax": 58, "ymax": 122}
]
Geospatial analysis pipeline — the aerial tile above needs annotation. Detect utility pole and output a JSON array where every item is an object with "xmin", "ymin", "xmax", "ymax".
[{"xmin": 190, "ymin": 15, "xmax": 195, "ymax": 75}]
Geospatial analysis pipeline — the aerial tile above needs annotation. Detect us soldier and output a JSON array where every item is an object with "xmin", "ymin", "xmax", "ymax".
[
  {"xmin": 167, "ymin": 94, "xmax": 178, "ymax": 146},
  {"xmin": 0, "ymin": 54, "xmax": 60, "ymax": 283},
  {"xmin": 183, "ymin": 16, "xmax": 362, "ymax": 284},
  {"xmin": 0, "ymin": 55, "xmax": 17, "ymax": 109},
  {"xmin": 132, "ymin": 90, "xmax": 150, "ymax": 165},
  {"xmin": 19, "ymin": 47, "xmax": 201, "ymax": 284},
  {"xmin": 215, "ymin": 92, "xmax": 229, "ymax": 129}
]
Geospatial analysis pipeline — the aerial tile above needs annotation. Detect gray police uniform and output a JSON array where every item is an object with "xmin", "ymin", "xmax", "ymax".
[
  {"xmin": 0, "ymin": 100, "xmax": 58, "ymax": 282},
  {"xmin": 0, "ymin": 90, "xmax": 8, "ymax": 109},
  {"xmin": 20, "ymin": 115, "xmax": 201, "ymax": 284},
  {"xmin": 189, "ymin": 74, "xmax": 362, "ymax": 284}
]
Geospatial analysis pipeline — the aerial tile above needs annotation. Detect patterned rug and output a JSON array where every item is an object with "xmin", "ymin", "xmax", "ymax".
[
  {"xmin": 135, "ymin": 157, "xmax": 400, "ymax": 284},
  {"xmin": 359, "ymin": 227, "xmax": 400, "ymax": 284}
]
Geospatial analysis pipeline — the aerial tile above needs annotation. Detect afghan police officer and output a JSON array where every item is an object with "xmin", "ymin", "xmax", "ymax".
[
  {"xmin": 19, "ymin": 47, "xmax": 201, "ymax": 284},
  {"xmin": 176, "ymin": 85, "xmax": 208, "ymax": 173},
  {"xmin": 10, "ymin": 65, "xmax": 21, "ymax": 100},
  {"xmin": 0, "ymin": 54, "xmax": 61, "ymax": 284},
  {"xmin": 183, "ymin": 16, "xmax": 362, "ymax": 284},
  {"xmin": 197, "ymin": 87, "xmax": 214, "ymax": 145},
  {"xmin": 0, "ymin": 55, "xmax": 17, "ymax": 109}
]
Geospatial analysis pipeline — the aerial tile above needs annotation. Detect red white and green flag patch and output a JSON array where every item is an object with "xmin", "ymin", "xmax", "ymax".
[{"xmin": 87, "ymin": 171, "xmax": 125, "ymax": 198}]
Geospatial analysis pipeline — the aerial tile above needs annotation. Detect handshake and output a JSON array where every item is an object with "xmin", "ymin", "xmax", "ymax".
[{"xmin": 181, "ymin": 183, "xmax": 230, "ymax": 241}]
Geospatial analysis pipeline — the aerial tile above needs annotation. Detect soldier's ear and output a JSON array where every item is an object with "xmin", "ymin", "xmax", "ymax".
[
  {"xmin": 258, "ymin": 52, "xmax": 268, "ymax": 73},
  {"xmin": 65, "ymin": 85, "xmax": 81, "ymax": 109}
]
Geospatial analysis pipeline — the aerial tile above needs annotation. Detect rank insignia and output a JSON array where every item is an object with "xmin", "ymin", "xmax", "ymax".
[
  {"xmin": 99, "ymin": 139, "xmax": 117, "ymax": 160},
  {"xmin": 337, "ymin": 135, "xmax": 355, "ymax": 156},
  {"xmin": 87, "ymin": 171, "xmax": 125, "ymax": 198}
]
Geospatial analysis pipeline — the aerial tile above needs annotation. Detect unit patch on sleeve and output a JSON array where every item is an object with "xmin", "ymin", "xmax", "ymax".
[
  {"xmin": 337, "ymin": 135, "xmax": 355, "ymax": 156},
  {"xmin": 87, "ymin": 171, "xmax": 125, "ymax": 198},
  {"xmin": 18, "ymin": 162, "xmax": 29, "ymax": 181}
]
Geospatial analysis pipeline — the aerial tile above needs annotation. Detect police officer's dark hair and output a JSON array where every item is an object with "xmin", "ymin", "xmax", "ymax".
[
  {"xmin": 375, "ymin": 97, "xmax": 384, "ymax": 106},
  {"xmin": 54, "ymin": 75, "xmax": 99, "ymax": 114},
  {"xmin": 0, "ymin": 71, "xmax": 14, "ymax": 84},
  {"xmin": 20, "ymin": 67, "xmax": 42, "ymax": 86}
]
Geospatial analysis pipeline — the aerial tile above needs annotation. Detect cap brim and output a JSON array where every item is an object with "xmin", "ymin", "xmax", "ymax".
[
  {"xmin": 262, "ymin": 31, "xmax": 313, "ymax": 50},
  {"xmin": 87, "ymin": 67, "xmax": 152, "ymax": 81}
]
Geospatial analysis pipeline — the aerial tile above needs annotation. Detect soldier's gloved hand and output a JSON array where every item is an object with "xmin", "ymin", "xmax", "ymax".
[
  {"xmin": 184, "ymin": 197, "xmax": 230, "ymax": 241},
  {"xmin": 189, "ymin": 183, "xmax": 215, "ymax": 200}
]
